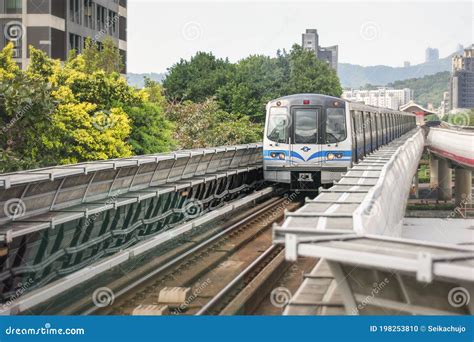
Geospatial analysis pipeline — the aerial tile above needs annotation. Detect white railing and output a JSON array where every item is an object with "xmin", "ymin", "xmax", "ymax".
[{"xmin": 353, "ymin": 129, "xmax": 425, "ymax": 237}]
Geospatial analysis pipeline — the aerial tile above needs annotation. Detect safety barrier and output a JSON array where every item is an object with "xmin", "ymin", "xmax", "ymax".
[
  {"xmin": 274, "ymin": 129, "xmax": 424, "ymax": 244},
  {"xmin": 353, "ymin": 129, "xmax": 425, "ymax": 236},
  {"xmin": 0, "ymin": 144, "xmax": 264, "ymax": 303},
  {"xmin": 0, "ymin": 144, "xmax": 263, "ymax": 225}
]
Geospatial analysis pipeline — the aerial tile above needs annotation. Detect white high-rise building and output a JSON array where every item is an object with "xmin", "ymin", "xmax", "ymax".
[{"xmin": 342, "ymin": 88, "xmax": 413, "ymax": 110}]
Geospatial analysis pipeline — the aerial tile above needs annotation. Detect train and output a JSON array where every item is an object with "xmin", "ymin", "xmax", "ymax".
[{"xmin": 263, "ymin": 94, "xmax": 417, "ymax": 190}]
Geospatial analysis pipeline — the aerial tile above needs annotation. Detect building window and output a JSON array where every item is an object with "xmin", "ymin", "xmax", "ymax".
[
  {"xmin": 84, "ymin": 0, "xmax": 94, "ymax": 29},
  {"xmin": 108, "ymin": 10, "xmax": 117, "ymax": 35},
  {"xmin": 70, "ymin": 0, "xmax": 82, "ymax": 24},
  {"xmin": 6, "ymin": 0, "xmax": 22, "ymax": 13},
  {"xmin": 69, "ymin": 33, "xmax": 82, "ymax": 53},
  {"xmin": 97, "ymin": 5, "xmax": 107, "ymax": 31}
]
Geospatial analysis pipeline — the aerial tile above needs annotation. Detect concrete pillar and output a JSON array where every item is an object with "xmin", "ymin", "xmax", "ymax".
[
  {"xmin": 412, "ymin": 172, "xmax": 419, "ymax": 198},
  {"xmin": 438, "ymin": 159, "xmax": 452, "ymax": 201},
  {"xmin": 455, "ymin": 168, "xmax": 472, "ymax": 207},
  {"xmin": 429, "ymin": 155, "xmax": 438, "ymax": 189}
]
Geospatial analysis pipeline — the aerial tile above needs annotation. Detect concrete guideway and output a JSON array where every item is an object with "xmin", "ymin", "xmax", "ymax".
[
  {"xmin": 427, "ymin": 126, "xmax": 474, "ymax": 170},
  {"xmin": 426, "ymin": 126, "xmax": 473, "ymax": 206},
  {"xmin": 275, "ymin": 128, "xmax": 474, "ymax": 315},
  {"xmin": 274, "ymin": 128, "xmax": 425, "ymax": 242}
]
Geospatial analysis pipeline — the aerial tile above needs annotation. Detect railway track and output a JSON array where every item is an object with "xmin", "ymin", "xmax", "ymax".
[{"xmin": 75, "ymin": 194, "xmax": 301, "ymax": 315}]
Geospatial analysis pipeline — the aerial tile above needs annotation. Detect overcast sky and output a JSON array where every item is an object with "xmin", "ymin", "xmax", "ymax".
[{"xmin": 127, "ymin": 0, "xmax": 473, "ymax": 73}]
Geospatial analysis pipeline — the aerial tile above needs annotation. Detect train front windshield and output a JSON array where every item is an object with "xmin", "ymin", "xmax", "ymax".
[
  {"xmin": 266, "ymin": 107, "xmax": 289, "ymax": 143},
  {"xmin": 294, "ymin": 108, "xmax": 319, "ymax": 144},
  {"xmin": 325, "ymin": 107, "xmax": 346, "ymax": 143}
]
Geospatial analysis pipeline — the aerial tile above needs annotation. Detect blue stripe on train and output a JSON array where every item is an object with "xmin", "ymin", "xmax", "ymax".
[{"xmin": 264, "ymin": 150, "xmax": 352, "ymax": 162}]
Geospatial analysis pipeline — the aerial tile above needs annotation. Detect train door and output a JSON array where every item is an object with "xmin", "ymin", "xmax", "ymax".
[
  {"xmin": 351, "ymin": 112, "xmax": 357, "ymax": 163},
  {"xmin": 355, "ymin": 111, "xmax": 364, "ymax": 161},
  {"xmin": 289, "ymin": 106, "xmax": 322, "ymax": 168}
]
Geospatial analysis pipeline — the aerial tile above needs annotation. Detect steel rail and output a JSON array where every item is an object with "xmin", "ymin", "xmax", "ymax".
[
  {"xmin": 81, "ymin": 195, "xmax": 287, "ymax": 315},
  {"xmin": 196, "ymin": 244, "xmax": 282, "ymax": 315}
]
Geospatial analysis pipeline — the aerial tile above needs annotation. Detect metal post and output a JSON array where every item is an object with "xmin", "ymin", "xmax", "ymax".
[
  {"xmin": 454, "ymin": 168, "xmax": 472, "ymax": 207},
  {"xmin": 437, "ymin": 159, "xmax": 452, "ymax": 201}
]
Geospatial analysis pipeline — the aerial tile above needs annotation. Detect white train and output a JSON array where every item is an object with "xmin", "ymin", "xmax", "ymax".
[{"xmin": 263, "ymin": 94, "xmax": 417, "ymax": 190}]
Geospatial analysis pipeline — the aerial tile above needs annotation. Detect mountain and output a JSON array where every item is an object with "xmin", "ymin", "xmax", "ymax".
[
  {"xmin": 339, "ymin": 56, "xmax": 452, "ymax": 89},
  {"xmin": 387, "ymin": 71, "xmax": 450, "ymax": 107},
  {"xmin": 126, "ymin": 72, "xmax": 166, "ymax": 88}
]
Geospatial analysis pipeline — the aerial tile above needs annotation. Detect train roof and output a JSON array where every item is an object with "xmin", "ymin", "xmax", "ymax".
[
  {"xmin": 268, "ymin": 93, "xmax": 415, "ymax": 117},
  {"xmin": 272, "ymin": 93, "xmax": 345, "ymax": 104}
]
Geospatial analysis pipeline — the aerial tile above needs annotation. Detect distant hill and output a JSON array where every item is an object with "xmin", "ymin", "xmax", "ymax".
[
  {"xmin": 339, "ymin": 56, "xmax": 452, "ymax": 88},
  {"xmin": 127, "ymin": 72, "xmax": 166, "ymax": 88},
  {"xmin": 387, "ymin": 71, "xmax": 450, "ymax": 107}
]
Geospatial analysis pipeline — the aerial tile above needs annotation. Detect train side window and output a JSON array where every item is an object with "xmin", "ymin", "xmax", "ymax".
[
  {"xmin": 326, "ymin": 107, "xmax": 346, "ymax": 143},
  {"xmin": 266, "ymin": 107, "xmax": 289, "ymax": 143}
]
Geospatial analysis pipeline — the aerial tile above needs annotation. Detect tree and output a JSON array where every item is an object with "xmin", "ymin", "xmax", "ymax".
[
  {"xmin": 82, "ymin": 37, "xmax": 123, "ymax": 74},
  {"xmin": 162, "ymin": 46, "xmax": 343, "ymax": 124},
  {"xmin": 126, "ymin": 102, "xmax": 175, "ymax": 155},
  {"xmin": 216, "ymin": 55, "xmax": 285, "ymax": 122},
  {"xmin": 286, "ymin": 44, "xmax": 342, "ymax": 97},
  {"xmin": 143, "ymin": 76, "xmax": 166, "ymax": 106},
  {"xmin": 162, "ymin": 52, "xmax": 233, "ymax": 102},
  {"xmin": 165, "ymin": 99, "xmax": 261, "ymax": 149},
  {"xmin": 442, "ymin": 109, "xmax": 474, "ymax": 127},
  {"xmin": 0, "ymin": 44, "xmax": 57, "ymax": 171}
]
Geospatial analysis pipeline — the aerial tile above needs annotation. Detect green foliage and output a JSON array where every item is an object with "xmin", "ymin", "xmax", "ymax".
[
  {"xmin": 0, "ymin": 44, "xmax": 57, "ymax": 171},
  {"xmin": 386, "ymin": 71, "xmax": 450, "ymax": 107},
  {"xmin": 127, "ymin": 102, "xmax": 175, "ymax": 155},
  {"xmin": 163, "ymin": 52, "xmax": 233, "ymax": 102},
  {"xmin": 424, "ymin": 114, "xmax": 440, "ymax": 122},
  {"xmin": 0, "ymin": 43, "xmax": 175, "ymax": 172},
  {"xmin": 82, "ymin": 37, "xmax": 124, "ymax": 74},
  {"xmin": 163, "ymin": 45, "xmax": 343, "ymax": 123},
  {"xmin": 442, "ymin": 109, "xmax": 474, "ymax": 127},
  {"xmin": 165, "ymin": 98, "xmax": 261, "ymax": 149},
  {"xmin": 286, "ymin": 45, "xmax": 342, "ymax": 97},
  {"xmin": 216, "ymin": 55, "xmax": 284, "ymax": 121},
  {"xmin": 143, "ymin": 76, "xmax": 166, "ymax": 106}
]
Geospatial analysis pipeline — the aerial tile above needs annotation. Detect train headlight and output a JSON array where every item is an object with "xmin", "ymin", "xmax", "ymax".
[
  {"xmin": 327, "ymin": 153, "xmax": 335, "ymax": 161},
  {"xmin": 278, "ymin": 153, "xmax": 286, "ymax": 160},
  {"xmin": 270, "ymin": 152, "xmax": 277, "ymax": 158}
]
